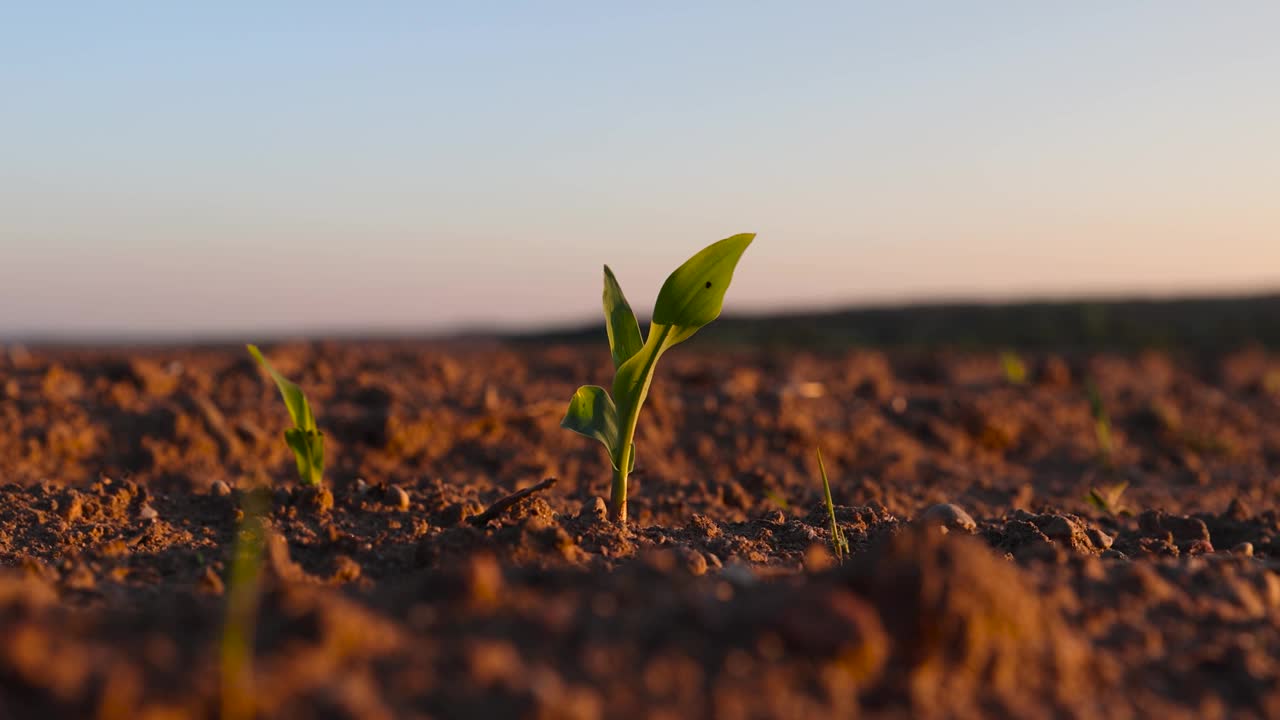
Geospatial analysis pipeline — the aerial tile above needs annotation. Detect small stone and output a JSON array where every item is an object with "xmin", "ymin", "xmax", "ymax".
[
  {"xmin": 1232, "ymin": 542, "xmax": 1254, "ymax": 557},
  {"xmin": 1086, "ymin": 528, "xmax": 1114, "ymax": 550},
  {"xmin": 680, "ymin": 548, "xmax": 708, "ymax": 576},
  {"xmin": 389, "ymin": 485, "xmax": 411, "ymax": 511},
  {"xmin": 210, "ymin": 480, "xmax": 232, "ymax": 497},
  {"xmin": 1039, "ymin": 515, "xmax": 1078, "ymax": 542},
  {"xmin": 918, "ymin": 503, "xmax": 977, "ymax": 534},
  {"xmin": 578, "ymin": 497, "xmax": 608, "ymax": 524},
  {"xmin": 139, "ymin": 505, "xmax": 159, "ymax": 521},
  {"xmin": 354, "ymin": 478, "xmax": 369, "ymax": 495}
]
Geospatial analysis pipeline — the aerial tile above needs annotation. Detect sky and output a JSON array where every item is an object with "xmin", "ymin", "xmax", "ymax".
[{"xmin": 2, "ymin": 2, "xmax": 1278, "ymax": 338}]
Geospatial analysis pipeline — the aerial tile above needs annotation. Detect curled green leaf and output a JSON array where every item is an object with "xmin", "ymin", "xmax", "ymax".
[
  {"xmin": 247, "ymin": 344, "xmax": 316, "ymax": 432},
  {"xmin": 248, "ymin": 344, "xmax": 324, "ymax": 486},
  {"xmin": 561, "ymin": 385, "xmax": 625, "ymax": 470},
  {"xmin": 603, "ymin": 265, "xmax": 643, "ymax": 369}
]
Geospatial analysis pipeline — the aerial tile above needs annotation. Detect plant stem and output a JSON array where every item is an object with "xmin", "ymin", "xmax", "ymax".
[
  {"xmin": 609, "ymin": 325, "xmax": 672, "ymax": 523},
  {"xmin": 611, "ymin": 394, "xmax": 642, "ymax": 523},
  {"xmin": 610, "ymin": 456, "xmax": 629, "ymax": 524}
]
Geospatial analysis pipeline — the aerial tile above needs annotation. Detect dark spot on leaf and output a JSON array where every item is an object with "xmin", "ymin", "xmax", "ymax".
[{"xmin": 705, "ymin": 281, "xmax": 712, "ymax": 289}]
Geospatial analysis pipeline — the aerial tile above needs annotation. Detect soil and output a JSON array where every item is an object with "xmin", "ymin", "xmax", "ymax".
[{"xmin": 2, "ymin": 340, "xmax": 1280, "ymax": 718}]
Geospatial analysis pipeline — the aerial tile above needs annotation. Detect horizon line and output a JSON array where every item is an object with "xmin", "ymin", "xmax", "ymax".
[{"xmin": 5, "ymin": 286, "xmax": 1277, "ymax": 348}]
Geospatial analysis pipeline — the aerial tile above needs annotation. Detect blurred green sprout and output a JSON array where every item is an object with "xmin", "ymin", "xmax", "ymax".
[
  {"xmin": 1000, "ymin": 351, "xmax": 1028, "ymax": 385},
  {"xmin": 1086, "ymin": 379, "xmax": 1113, "ymax": 465},
  {"xmin": 1086, "ymin": 481, "xmax": 1129, "ymax": 517},
  {"xmin": 561, "ymin": 234, "xmax": 755, "ymax": 523},
  {"xmin": 248, "ymin": 345, "xmax": 324, "ymax": 487},
  {"xmin": 817, "ymin": 448, "xmax": 849, "ymax": 562}
]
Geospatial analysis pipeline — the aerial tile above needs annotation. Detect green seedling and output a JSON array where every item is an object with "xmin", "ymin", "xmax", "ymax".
[
  {"xmin": 1086, "ymin": 481, "xmax": 1129, "ymax": 517},
  {"xmin": 220, "ymin": 486, "xmax": 269, "ymax": 720},
  {"xmin": 561, "ymin": 233, "xmax": 755, "ymax": 523},
  {"xmin": 1000, "ymin": 351, "xmax": 1028, "ymax": 385},
  {"xmin": 247, "ymin": 345, "xmax": 324, "ymax": 487},
  {"xmin": 764, "ymin": 488, "xmax": 791, "ymax": 511},
  {"xmin": 816, "ymin": 448, "xmax": 850, "ymax": 562},
  {"xmin": 1086, "ymin": 379, "xmax": 1113, "ymax": 465}
]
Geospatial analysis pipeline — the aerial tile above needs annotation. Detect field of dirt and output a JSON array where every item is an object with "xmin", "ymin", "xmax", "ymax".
[{"xmin": 3, "ymin": 339, "xmax": 1280, "ymax": 718}]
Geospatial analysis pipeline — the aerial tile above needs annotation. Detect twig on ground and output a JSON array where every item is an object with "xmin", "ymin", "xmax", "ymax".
[{"xmin": 468, "ymin": 477, "xmax": 558, "ymax": 526}]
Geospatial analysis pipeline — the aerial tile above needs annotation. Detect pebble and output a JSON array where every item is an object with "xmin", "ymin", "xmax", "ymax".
[
  {"xmin": 139, "ymin": 505, "xmax": 159, "ymax": 521},
  {"xmin": 389, "ymin": 485, "xmax": 411, "ymax": 511},
  {"xmin": 354, "ymin": 478, "xmax": 369, "ymax": 495},
  {"xmin": 1232, "ymin": 542, "xmax": 1255, "ymax": 557},
  {"xmin": 680, "ymin": 548, "xmax": 708, "ymax": 576},
  {"xmin": 721, "ymin": 562, "xmax": 758, "ymax": 587},
  {"xmin": 918, "ymin": 503, "xmax": 977, "ymax": 534},
  {"xmin": 1038, "ymin": 515, "xmax": 1078, "ymax": 542},
  {"xmin": 210, "ymin": 480, "xmax": 232, "ymax": 497},
  {"xmin": 578, "ymin": 497, "xmax": 608, "ymax": 524},
  {"xmin": 1087, "ymin": 528, "xmax": 1114, "ymax": 550}
]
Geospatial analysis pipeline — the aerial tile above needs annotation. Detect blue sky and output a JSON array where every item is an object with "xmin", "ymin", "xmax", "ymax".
[{"xmin": 2, "ymin": 3, "xmax": 1277, "ymax": 337}]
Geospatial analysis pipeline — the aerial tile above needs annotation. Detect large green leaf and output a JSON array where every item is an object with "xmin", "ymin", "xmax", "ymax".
[
  {"xmin": 652, "ymin": 233, "xmax": 754, "ymax": 342},
  {"xmin": 561, "ymin": 385, "xmax": 629, "ymax": 470},
  {"xmin": 602, "ymin": 265, "xmax": 643, "ymax": 369},
  {"xmin": 247, "ymin": 344, "xmax": 317, "ymax": 431}
]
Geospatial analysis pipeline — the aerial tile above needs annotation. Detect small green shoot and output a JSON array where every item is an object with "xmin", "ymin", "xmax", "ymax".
[
  {"xmin": 764, "ymin": 488, "xmax": 791, "ymax": 510},
  {"xmin": 1086, "ymin": 481, "xmax": 1129, "ymax": 517},
  {"xmin": 1000, "ymin": 351, "xmax": 1027, "ymax": 385},
  {"xmin": 247, "ymin": 345, "xmax": 324, "ymax": 487},
  {"xmin": 1086, "ymin": 379, "xmax": 1113, "ymax": 465},
  {"xmin": 561, "ymin": 233, "xmax": 755, "ymax": 523},
  {"xmin": 221, "ymin": 485, "xmax": 269, "ymax": 720},
  {"xmin": 816, "ymin": 449, "xmax": 850, "ymax": 562}
]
